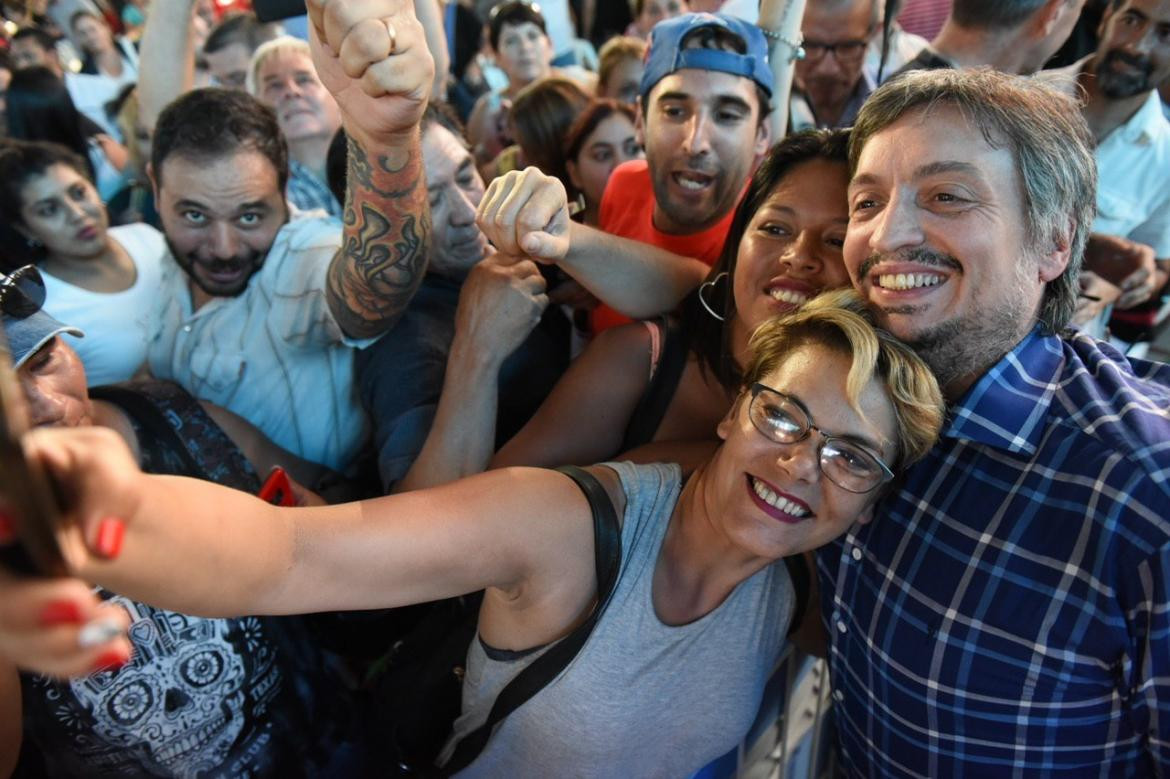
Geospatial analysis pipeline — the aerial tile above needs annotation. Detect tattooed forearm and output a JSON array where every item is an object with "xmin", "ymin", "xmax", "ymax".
[{"xmin": 327, "ymin": 132, "xmax": 431, "ymax": 339}]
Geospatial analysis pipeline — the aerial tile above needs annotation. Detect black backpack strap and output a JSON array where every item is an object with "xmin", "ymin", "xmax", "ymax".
[
  {"xmin": 783, "ymin": 553, "xmax": 811, "ymax": 637},
  {"xmin": 440, "ymin": 465, "xmax": 623, "ymax": 775}
]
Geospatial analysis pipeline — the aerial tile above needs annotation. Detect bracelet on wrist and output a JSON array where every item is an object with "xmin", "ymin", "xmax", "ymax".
[{"xmin": 759, "ymin": 27, "xmax": 806, "ymax": 62}]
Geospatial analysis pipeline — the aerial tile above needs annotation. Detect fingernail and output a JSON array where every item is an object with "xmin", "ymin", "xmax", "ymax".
[
  {"xmin": 0, "ymin": 509, "xmax": 14, "ymax": 543},
  {"xmin": 78, "ymin": 617, "xmax": 124, "ymax": 648},
  {"xmin": 40, "ymin": 600, "xmax": 83, "ymax": 626},
  {"xmin": 91, "ymin": 648, "xmax": 129, "ymax": 673},
  {"xmin": 95, "ymin": 517, "xmax": 124, "ymax": 559}
]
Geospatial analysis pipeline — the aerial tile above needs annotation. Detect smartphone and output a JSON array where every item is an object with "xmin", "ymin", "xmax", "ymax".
[
  {"xmin": 258, "ymin": 467, "xmax": 296, "ymax": 507},
  {"xmin": 0, "ymin": 323, "xmax": 67, "ymax": 576}
]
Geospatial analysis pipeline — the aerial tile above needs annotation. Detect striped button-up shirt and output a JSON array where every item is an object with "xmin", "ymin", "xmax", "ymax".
[{"xmin": 820, "ymin": 329, "xmax": 1170, "ymax": 776}]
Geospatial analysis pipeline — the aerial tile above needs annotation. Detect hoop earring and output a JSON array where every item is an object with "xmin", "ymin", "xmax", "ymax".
[{"xmin": 698, "ymin": 272, "xmax": 728, "ymax": 322}]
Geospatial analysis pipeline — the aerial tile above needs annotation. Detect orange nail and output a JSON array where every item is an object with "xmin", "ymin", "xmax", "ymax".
[{"xmin": 95, "ymin": 517, "xmax": 125, "ymax": 559}]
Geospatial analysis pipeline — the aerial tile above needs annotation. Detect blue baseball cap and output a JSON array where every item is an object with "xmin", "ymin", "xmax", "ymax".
[
  {"xmin": 0, "ymin": 266, "xmax": 83, "ymax": 370},
  {"xmin": 640, "ymin": 13, "xmax": 774, "ymax": 102}
]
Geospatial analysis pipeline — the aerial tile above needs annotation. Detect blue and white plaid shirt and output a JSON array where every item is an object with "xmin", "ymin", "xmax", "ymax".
[
  {"xmin": 287, "ymin": 160, "xmax": 342, "ymax": 219},
  {"xmin": 820, "ymin": 328, "xmax": 1170, "ymax": 776}
]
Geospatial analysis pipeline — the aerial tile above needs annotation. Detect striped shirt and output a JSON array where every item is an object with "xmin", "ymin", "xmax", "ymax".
[{"xmin": 820, "ymin": 328, "xmax": 1170, "ymax": 776}]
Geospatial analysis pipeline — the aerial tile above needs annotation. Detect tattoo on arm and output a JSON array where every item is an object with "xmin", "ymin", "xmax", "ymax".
[{"xmin": 327, "ymin": 134, "xmax": 431, "ymax": 339}]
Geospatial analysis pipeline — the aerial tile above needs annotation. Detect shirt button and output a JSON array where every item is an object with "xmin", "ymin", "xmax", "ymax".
[
  {"xmin": 833, "ymin": 689, "xmax": 844, "ymax": 702},
  {"xmin": 182, "ymin": 325, "xmax": 192, "ymax": 333},
  {"xmin": 837, "ymin": 620, "xmax": 847, "ymax": 634},
  {"xmin": 851, "ymin": 547, "xmax": 862, "ymax": 561}
]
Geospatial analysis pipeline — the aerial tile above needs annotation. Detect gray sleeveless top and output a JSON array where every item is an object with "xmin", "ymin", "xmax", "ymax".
[{"xmin": 443, "ymin": 461, "xmax": 795, "ymax": 777}]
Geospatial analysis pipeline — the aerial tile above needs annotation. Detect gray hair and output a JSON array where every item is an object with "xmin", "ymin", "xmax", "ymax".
[
  {"xmin": 850, "ymin": 68, "xmax": 1096, "ymax": 335},
  {"xmin": 247, "ymin": 36, "xmax": 311, "ymax": 97}
]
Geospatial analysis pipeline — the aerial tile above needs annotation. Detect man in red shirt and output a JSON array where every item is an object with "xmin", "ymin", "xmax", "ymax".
[{"xmin": 593, "ymin": 12, "xmax": 773, "ymax": 331}]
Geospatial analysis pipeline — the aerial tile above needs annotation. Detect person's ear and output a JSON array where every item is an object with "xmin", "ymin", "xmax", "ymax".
[
  {"xmin": 146, "ymin": 161, "xmax": 160, "ymax": 202},
  {"xmin": 634, "ymin": 97, "xmax": 646, "ymax": 147},
  {"xmin": 1037, "ymin": 220, "xmax": 1074, "ymax": 283},
  {"xmin": 754, "ymin": 113, "xmax": 771, "ymax": 158},
  {"xmin": 716, "ymin": 393, "xmax": 745, "ymax": 441},
  {"xmin": 1035, "ymin": 0, "xmax": 1068, "ymax": 37},
  {"xmin": 566, "ymin": 159, "xmax": 583, "ymax": 191}
]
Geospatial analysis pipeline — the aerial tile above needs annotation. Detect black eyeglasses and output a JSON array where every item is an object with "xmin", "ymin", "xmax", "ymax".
[
  {"xmin": 801, "ymin": 36, "xmax": 871, "ymax": 65},
  {"xmin": 748, "ymin": 383, "xmax": 894, "ymax": 494},
  {"xmin": 0, "ymin": 265, "xmax": 46, "ymax": 320}
]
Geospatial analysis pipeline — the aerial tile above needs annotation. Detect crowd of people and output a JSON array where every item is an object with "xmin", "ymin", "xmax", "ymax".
[{"xmin": 0, "ymin": 0, "xmax": 1168, "ymax": 775}]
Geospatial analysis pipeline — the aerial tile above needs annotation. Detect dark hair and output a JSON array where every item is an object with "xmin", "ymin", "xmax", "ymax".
[
  {"xmin": 561, "ymin": 98, "xmax": 637, "ymax": 198},
  {"xmin": 0, "ymin": 139, "xmax": 93, "ymax": 269},
  {"xmin": 950, "ymin": 0, "xmax": 1051, "ymax": 29},
  {"xmin": 151, "ymin": 88, "xmax": 289, "ymax": 192},
  {"xmin": 509, "ymin": 77, "xmax": 590, "ymax": 183},
  {"xmin": 681, "ymin": 128, "xmax": 851, "ymax": 390},
  {"xmin": 488, "ymin": 1, "xmax": 548, "ymax": 50},
  {"xmin": 5, "ymin": 67, "xmax": 98, "ymax": 181},
  {"xmin": 203, "ymin": 12, "xmax": 277, "ymax": 55},
  {"xmin": 68, "ymin": 9, "xmax": 104, "ymax": 31},
  {"xmin": 11, "ymin": 27, "xmax": 57, "ymax": 54},
  {"xmin": 327, "ymin": 102, "xmax": 467, "ymax": 204}
]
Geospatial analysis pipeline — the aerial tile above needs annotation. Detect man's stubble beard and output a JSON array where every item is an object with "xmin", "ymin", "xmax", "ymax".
[{"xmin": 895, "ymin": 259, "xmax": 1039, "ymax": 395}]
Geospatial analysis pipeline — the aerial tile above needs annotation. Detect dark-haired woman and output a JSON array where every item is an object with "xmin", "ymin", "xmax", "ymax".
[
  {"xmin": 5, "ymin": 66, "xmax": 128, "ymax": 200},
  {"xmin": 0, "ymin": 139, "xmax": 163, "ymax": 384},
  {"xmin": 561, "ymin": 99, "xmax": 643, "ymax": 226}
]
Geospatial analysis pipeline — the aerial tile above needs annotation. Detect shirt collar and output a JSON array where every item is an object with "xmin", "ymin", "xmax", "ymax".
[
  {"xmin": 943, "ymin": 328, "xmax": 1064, "ymax": 456},
  {"xmin": 1072, "ymin": 56, "xmax": 1165, "ymax": 146}
]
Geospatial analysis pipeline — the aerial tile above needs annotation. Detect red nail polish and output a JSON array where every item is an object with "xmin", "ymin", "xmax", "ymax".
[
  {"xmin": 40, "ymin": 600, "xmax": 83, "ymax": 626},
  {"xmin": 95, "ymin": 517, "xmax": 125, "ymax": 559},
  {"xmin": 92, "ymin": 649, "xmax": 128, "ymax": 673},
  {"xmin": 0, "ymin": 509, "xmax": 14, "ymax": 543}
]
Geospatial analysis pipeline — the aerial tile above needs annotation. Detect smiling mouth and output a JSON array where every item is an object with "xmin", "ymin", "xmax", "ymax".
[
  {"xmin": 768, "ymin": 287, "xmax": 809, "ymax": 306},
  {"xmin": 748, "ymin": 475, "xmax": 812, "ymax": 523},
  {"xmin": 873, "ymin": 272, "xmax": 945, "ymax": 291},
  {"xmin": 672, "ymin": 171, "xmax": 714, "ymax": 191}
]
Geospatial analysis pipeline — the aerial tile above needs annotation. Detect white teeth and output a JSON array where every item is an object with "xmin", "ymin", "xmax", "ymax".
[
  {"xmin": 751, "ymin": 477, "xmax": 809, "ymax": 518},
  {"xmin": 675, "ymin": 173, "xmax": 710, "ymax": 190},
  {"xmin": 876, "ymin": 272, "xmax": 944, "ymax": 290},
  {"xmin": 769, "ymin": 288, "xmax": 809, "ymax": 305}
]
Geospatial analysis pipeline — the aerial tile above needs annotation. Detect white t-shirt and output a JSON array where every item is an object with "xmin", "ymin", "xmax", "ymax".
[{"xmin": 41, "ymin": 223, "xmax": 166, "ymax": 386}]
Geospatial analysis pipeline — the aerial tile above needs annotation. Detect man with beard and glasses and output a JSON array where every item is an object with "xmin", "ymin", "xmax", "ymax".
[
  {"xmin": 1049, "ymin": 0, "xmax": 1170, "ymax": 348},
  {"xmin": 811, "ymin": 66, "xmax": 1170, "ymax": 774},
  {"xmin": 590, "ymin": 12, "xmax": 772, "ymax": 332},
  {"xmin": 143, "ymin": 0, "xmax": 434, "ymax": 473}
]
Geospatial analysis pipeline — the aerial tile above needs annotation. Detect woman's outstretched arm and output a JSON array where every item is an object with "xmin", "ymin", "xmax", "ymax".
[{"xmin": 23, "ymin": 427, "xmax": 596, "ymax": 623}]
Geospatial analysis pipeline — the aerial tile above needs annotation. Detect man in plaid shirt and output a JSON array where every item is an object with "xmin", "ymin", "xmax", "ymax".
[{"xmin": 825, "ymin": 66, "xmax": 1170, "ymax": 774}]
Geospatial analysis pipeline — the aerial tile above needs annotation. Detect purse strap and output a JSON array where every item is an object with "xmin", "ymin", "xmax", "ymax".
[{"xmin": 441, "ymin": 464, "xmax": 623, "ymax": 775}]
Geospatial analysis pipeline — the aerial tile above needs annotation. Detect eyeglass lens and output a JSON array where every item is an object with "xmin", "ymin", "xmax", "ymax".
[{"xmin": 749, "ymin": 385, "xmax": 887, "ymax": 493}]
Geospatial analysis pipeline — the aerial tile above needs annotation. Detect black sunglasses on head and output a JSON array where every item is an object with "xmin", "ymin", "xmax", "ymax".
[{"xmin": 0, "ymin": 265, "xmax": 46, "ymax": 320}]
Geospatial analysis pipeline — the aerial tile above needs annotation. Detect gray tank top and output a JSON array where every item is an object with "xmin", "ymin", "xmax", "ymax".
[{"xmin": 443, "ymin": 461, "xmax": 795, "ymax": 777}]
